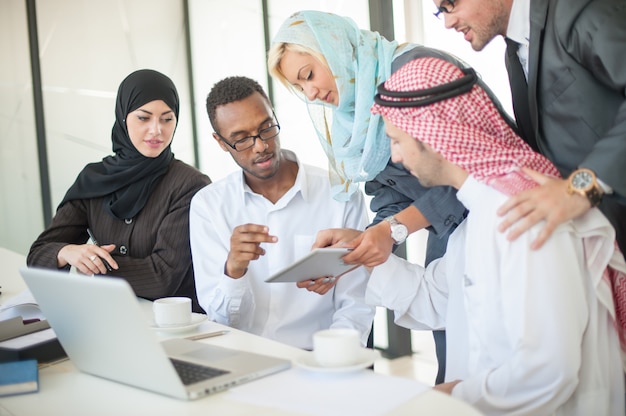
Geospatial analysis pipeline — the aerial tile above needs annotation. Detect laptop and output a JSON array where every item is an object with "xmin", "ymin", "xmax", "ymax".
[{"xmin": 19, "ymin": 267, "xmax": 290, "ymax": 400}]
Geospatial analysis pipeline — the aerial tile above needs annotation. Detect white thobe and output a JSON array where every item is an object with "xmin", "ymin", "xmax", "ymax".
[{"xmin": 367, "ymin": 176, "xmax": 624, "ymax": 415}]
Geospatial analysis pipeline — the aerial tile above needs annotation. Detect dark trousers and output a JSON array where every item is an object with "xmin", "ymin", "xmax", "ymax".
[{"xmin": 433, "ymin": 329, "xmax": 446, "ymax": 384}]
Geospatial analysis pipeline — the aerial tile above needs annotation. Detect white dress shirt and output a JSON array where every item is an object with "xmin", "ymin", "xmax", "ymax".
[
  {"xmin": 507, "ymin": 0, "xmax": 531, "ymax": 79},
  {"xmin": 190, "ymin": 150, "xmax": 375, "ymax": 350},
  {"xmin": 367, "ymin": 176, "xmax": 624, "ymax": 415}
]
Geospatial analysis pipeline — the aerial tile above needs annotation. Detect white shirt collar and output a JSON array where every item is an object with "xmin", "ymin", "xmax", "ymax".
[
  {"xmin": 240, "ymin": 149, "xmax": 308, "ymax": 204},
  {"xmin": 506, "ymin": 0, "xmax": 530, "ymax": 46}
]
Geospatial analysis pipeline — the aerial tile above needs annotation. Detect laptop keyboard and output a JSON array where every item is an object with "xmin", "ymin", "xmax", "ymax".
[{"xmin": 170, "ymin": 358, "xmax": 230, "ymax": 385}]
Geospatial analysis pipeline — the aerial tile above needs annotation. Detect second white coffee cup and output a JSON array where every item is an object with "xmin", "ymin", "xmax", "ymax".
[
  {"xmin": 313, "ymin": 328, "xmax": 361, "ymax": 367},
  {"xmin": 153, "ymin": 297, "xmax": 192, "ymax": 327}
]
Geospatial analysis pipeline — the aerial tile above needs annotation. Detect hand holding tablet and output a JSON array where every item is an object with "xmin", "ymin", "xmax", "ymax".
[{"xmin": 265, "ymin": 248, "xmax": 359, "ymax": 283}]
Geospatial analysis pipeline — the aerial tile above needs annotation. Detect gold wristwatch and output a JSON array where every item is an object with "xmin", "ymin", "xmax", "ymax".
[{"xmin": 566, "ymin": 168, "xmax": 603, "ymax": 207}]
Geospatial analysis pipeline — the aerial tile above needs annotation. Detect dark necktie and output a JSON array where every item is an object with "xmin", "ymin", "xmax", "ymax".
[{"xmin": 504, "ymin": 38, "xmax": 539, "ymax": 152}]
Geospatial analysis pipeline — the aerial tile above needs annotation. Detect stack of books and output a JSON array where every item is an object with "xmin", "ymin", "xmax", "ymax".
[{"xmin": 0, "ymin": 297, "xmax": 66, "ymax": 363}]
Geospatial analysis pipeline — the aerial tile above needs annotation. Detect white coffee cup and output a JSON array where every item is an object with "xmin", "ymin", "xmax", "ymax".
[
  {"xmin": 313, "ymin": 328, "xmax": 361, "ymax": 367},
  {"xmin": 153, "ymin": 297, "xmax": 192, "ymax": 327}
]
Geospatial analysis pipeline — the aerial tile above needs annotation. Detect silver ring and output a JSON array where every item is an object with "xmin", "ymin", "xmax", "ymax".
[{"xmin": 89, "ymin": 255, "xmax": 97, "ymax": 262}]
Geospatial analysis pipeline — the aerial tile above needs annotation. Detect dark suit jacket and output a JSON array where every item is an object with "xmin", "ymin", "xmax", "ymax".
[{"xmin": 525, "ymin": 0, "xmax": 626, "ymax": 250}]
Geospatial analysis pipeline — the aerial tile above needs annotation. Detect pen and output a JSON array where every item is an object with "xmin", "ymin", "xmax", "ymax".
[
  {"xmin": 86, "ymin": 228, "xmax": 113, "ymax": 272},
  {"xmin": 185, "ymin": 330, "xmax": 230, "ymax": 341}
]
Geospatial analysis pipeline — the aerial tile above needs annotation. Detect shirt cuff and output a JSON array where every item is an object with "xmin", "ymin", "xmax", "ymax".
[
  {"xmin": 365, "ymin": 259, "xmax": 401, "ymax": 307},
  {"xmin": 221, "ymin": 268, "xmax": 250, "ymax": 291},
  {"xmin": 597, "ymin": 177, "xmax": 613, "ymax": 194},
  {"xmin": 365, "ymin": 263, "xmax": 388, "ymax": 306},
  {"xmin": 450, "ymin": 371, "xmax": 487, "ymax": 406}
]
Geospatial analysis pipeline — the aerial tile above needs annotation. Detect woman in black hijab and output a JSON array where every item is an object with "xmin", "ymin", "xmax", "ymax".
[{"xmin": 27, "ymin": 69, "xmax": 211, "ymax": 312}]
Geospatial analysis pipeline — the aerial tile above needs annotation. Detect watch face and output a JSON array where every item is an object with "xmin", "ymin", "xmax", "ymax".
[
  {"xmin": 384, "ymin": 216, "xmax": 408, "ymax": 244},
  {"xmin": 572, "ymin": 171, "xmax": 593, "ymax": 190},
  {"xmin": 391, "ymin": 224, "xmax": 408, "ymax": 243}
]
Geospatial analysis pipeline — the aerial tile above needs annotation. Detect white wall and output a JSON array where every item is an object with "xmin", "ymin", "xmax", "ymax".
[
  {"xmin": 0, "ymin": 0, "xmax": 44, "ymax": 254},
  {"xmin": 189, "ymin": 1, "xmax": 371, "ymax": 182},
  {"xmin": 0, "ymin": 0, "xmax": 513, "ymax": 263},
  {"xmin": 413, "ymin": 0, "xmax": 513, "ymax": 117},
  {"xmin": 1, "ymin": 0, "xmax": 194, "ymax": 254}
]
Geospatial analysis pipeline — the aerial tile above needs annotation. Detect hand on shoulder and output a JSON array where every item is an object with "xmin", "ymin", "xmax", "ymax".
[{"xmin": 497, "ymin": 168, "xmax": 592, "ymax": 250}]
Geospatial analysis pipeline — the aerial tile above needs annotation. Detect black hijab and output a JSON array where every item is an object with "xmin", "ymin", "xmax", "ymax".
[{"xmin": 59, "ymin": 69, "xmax": 178, "ymax": 220}]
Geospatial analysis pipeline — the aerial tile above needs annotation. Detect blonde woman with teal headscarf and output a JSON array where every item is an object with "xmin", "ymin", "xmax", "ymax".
[
  {"xmin": 269, "ymin": 10, "xmax": 472, "ymax": 385},
  {"xmin": 270, "ymin": 11, "xmax": 405, "ymax": 201}
]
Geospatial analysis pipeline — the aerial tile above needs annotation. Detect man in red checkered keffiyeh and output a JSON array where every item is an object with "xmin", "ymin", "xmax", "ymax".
[
  {"xmin": 366, "ymin": 57, "xmax": 626, "ymax": 414},
  {"xmin": 373, "ymin": 56, "xmax": 560, "ymax": 195}
]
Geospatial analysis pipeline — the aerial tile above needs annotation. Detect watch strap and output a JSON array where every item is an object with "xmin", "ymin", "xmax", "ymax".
[{"xmin": 584, "ymin": 186, "xmax": 603, "ymax": 207}]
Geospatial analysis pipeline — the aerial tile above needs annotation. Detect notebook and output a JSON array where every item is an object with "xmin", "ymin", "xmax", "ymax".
[
  {"xmin": 0, "ymin": 359, "xmax": 39, "ymax": 397},
  {"xmin": 19, "ymin": 267, "xmax": 290, "ymax": 400}
]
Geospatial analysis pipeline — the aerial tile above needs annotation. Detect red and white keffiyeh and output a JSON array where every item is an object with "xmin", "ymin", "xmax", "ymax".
[{"xmin": 372, "ymin": 57, "xmax": 626, "ymax": 367}]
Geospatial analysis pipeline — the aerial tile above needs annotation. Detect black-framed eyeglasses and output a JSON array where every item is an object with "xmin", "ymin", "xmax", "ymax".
[
  {"xmin": 215, "ymin": 114, "xmax": 281, "ymax": 152},
  {"xmin": 434, "ymin": 0, "xmax": 455, "ymax": 18}
]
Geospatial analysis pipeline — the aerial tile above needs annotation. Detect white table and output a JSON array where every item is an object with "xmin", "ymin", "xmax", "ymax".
[{"xmin": 0, "ymin": 247, "xmax": 482, "ymax": 415}]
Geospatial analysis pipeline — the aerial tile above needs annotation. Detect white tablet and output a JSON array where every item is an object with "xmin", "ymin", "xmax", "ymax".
[{"xmin": 265, "ymin": 248, "xmax": 358, "ymax": 283}]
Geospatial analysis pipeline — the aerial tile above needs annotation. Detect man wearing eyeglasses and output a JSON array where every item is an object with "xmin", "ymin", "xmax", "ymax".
[
  {"xmin": 433, "ymin": 0, "xmax": 626, "ymax": 257},
  {"xmin": 189, "ymin": 76, "xmax": 375, "ymax": 350}
]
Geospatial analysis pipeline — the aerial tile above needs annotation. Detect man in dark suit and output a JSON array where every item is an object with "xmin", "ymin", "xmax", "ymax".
[{"xmin": 433, "ymin": 0, "xmax": 626, "ymax": 253}]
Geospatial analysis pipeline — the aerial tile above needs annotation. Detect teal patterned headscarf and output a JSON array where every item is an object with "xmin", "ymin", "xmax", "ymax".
[{"xmin": 272, "ymin": 10, "xmax": 401, "ymax": 201}]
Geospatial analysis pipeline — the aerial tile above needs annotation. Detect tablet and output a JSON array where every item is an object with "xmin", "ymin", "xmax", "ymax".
[{"xmin": 265, "ymin": 248, "xmax": 358, "ymax": 283}]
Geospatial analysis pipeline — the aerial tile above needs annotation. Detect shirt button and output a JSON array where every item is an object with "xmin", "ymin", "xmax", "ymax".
[
  {"xmin": 125, "ymin": 218, "xmax": 133, "ymax": 224},
  {"xmin": 386, "ymin": 179, "xmax": 396, "ymax": 186},
  {"xmin": 119, "ymin": 245, "xmax": 128, "ymax": 255}
]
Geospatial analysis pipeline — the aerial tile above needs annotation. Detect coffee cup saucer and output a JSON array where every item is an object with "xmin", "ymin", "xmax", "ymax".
[
  {"xmin": 149, "ymin": 312, "xmax": 207, "ymax": 333},
  {"xmin": 295, "ymin": 348, "xmax": 380, "ymax": 373}
]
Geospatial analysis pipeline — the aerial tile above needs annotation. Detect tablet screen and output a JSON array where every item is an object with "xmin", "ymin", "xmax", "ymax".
[{"xmin": 265, "ymin": 248, "xmax": 357, "ymax": 283}]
